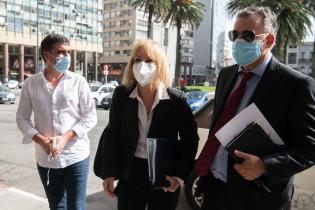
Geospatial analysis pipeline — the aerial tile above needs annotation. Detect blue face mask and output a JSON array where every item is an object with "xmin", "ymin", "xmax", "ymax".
[
  {"xmin": 53, "ymin": 56, "xmax": 71, "ymax": 73},
  {"xmin": 232, "ymin": 39, "xmax": 261, "ymax": 65}
]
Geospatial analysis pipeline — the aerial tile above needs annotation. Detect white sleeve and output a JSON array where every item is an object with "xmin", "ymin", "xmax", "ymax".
[
  {"xmin": 71, "ymin": 79, "xmax": 97, "ymax": 138},
  {"xmin": 16, "ymin": 81, "xmax": 39, "ymax": 144}
]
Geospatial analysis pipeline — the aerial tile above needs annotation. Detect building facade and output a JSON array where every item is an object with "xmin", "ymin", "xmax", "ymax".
[
  {"xmin": 100, "ymin": 0, "xmax": 182, "ymax": 84},
  {"xmin": 193, "ymin": 0, "xmax": 229, "ymax": 85},
  {"xmin": 0, "ymin": 0, "xmax": 103, "ymax": 83},
  {"xmin": 286, "ymin": 42, "xmax": 313, "ymax": 76}
]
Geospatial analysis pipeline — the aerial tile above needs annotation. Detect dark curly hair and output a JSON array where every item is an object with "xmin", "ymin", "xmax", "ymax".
[{"xmin": 40, "ymin": 34, "xmax": 69, "ymax": 62}]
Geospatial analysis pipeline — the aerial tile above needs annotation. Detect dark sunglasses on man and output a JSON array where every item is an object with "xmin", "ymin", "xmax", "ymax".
[{"xmin": 228, "ymin": 30, "xmax": 268, "ymax": 42}]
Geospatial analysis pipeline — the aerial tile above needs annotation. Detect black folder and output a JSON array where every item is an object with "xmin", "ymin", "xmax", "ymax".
[
  {"xmin": 225, "ymin": 122, "xmax": 283, "ymax": 163},
  {"xmin": 147, "ymin": 138, "xmax": 179, "ymax": 189}
]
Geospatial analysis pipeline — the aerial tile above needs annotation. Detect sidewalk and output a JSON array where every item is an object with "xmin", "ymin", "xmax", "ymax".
[
  {"xmin": 0, "ymin": 182, "xmax": 117, "ymax": 210},
  {"xmin": 1, "ymin": 181, "xmax": 315, "ymax": 210},
  {"xmin": 0, "ymin": 183, "xmax": 49, "ymax": 210}
]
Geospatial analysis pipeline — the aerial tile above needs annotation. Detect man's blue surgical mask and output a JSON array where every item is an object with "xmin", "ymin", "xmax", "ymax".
[
  {"xmin": 232, "ymin": 39, "xmax": 262, "ymax": 65},
  {"xmin": 50, "ymin": 55, "xmax": 71, "ymax": 73}
]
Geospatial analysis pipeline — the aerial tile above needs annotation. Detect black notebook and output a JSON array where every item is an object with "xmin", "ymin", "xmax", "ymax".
[
  {"xmin": 147, "ymin": 138, "xmax": 179, "ymax": 189},
  {"xmin": 225, "ymin": 122, "xmax": 283, "ymax": 163}
]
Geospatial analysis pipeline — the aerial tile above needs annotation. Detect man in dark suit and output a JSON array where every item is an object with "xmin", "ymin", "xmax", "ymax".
[{"xmin": 195, "ymin": 6, "xmax": 315, "ymax": 210}]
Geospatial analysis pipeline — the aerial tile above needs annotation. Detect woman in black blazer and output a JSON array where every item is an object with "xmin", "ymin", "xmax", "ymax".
[{"xmin": 95, "ymin": 39, "xmax": 199, "ymax": 210}]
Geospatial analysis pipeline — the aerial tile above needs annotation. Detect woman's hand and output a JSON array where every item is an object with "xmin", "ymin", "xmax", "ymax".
[
  {"xmin": 163, "ymin": 176, "xmax": 180, "ymax": 192},
  {"xmin": 102, "ymin": 177, "xmax": 116, "ymax": 197}
]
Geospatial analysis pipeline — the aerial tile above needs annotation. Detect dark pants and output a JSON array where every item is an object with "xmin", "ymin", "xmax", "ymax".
[
  {"xmin": 201, "ymin": 172, "xmax": 228, "ymax": 210},
  {"xmin": 117, "ymin": 157, "xmax": 180, "ymax": 210},
  {"xmin": 37, "ymin": 157, "xmax": 89, "ymax": 210}
]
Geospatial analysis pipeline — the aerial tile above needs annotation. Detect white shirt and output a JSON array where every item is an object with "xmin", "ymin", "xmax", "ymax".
[
  {"xmin": 16, "ymin": 70, "xmax": 97, "ymax": 168},
  {"xmin": 129, "ymin": 83, "xmax": 170, "ymax": 159},
  {"xmin": 129, "ymin": 83, "xmax": 184, "ymax": 185}
]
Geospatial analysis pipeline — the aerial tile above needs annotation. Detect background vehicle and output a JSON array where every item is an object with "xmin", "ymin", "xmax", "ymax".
[
  {"xmin": 101, "ymin": 93, "xmax": 113, "ymax": 110},
  {"xmin": 0, "ymin": 85, "xmax": 16, "ymax": 104},
  {"xmin": 4, "ymin": 80, "xmax": 19, "ymax": 89},
  {"xmin": 108, "ymin": 80, "xmax": 119, "ymax": 87},
  {"xmin": 186, "ymin": 91, "xmax": 210, "ymax": 111},
  {"xmin": 90, "ymin": 84, "xmax": 115, "ymax": 107},
  {"xmin": 185, "ymin": 98, "xmax": 215, "ymax": 210}
]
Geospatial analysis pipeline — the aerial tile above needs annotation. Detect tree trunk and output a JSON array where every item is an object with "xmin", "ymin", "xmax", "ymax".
[
  {"xmin": 175, "ymin": 18, "xmax": 182, "ymax": 87},
  {"xmin": 312, "ymin": 36, "xmax": 315, "ymax": 79},
  {"xmin": 283, "ymin": 37, "xmax": 288, "ymax": 65},
  {"xmin": 274, "ymin": 33, "xmax": 287, "ymax": 63},
  {"xmin": 147, "ymin": 5, "xmax": 154, "ymax": 39}
]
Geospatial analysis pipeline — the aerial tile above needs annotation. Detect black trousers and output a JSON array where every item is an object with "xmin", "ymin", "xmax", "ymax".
[
  {"xmin": 201, "ymin": 172, "xmax": 228, "ymax": 210},
  {"xmin": 116, "ymin": 157, "xmax": 180, "ymax": 210}
]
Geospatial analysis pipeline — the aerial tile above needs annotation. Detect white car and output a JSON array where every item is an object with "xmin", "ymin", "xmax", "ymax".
[
  {"xmin": 90, "ymin": 84, "xmax": 115, "ymax": 107},
  {"xmin": 4, "ymin": 80, "xmax": 19, "ymax": 89}
]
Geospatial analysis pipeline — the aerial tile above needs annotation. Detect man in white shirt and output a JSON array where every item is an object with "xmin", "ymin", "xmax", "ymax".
[{"xmin": 16, "ymin": 34, "xmax": 97, "ymax": 210}]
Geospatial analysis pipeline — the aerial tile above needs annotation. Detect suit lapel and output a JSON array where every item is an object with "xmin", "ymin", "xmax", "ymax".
[
  {"xmin": 124, "ymin": 97, "xmax": 139, "ymax": 148},
  {"xmin": 249, "ymin": 57, "xmax": 282, "ymax": 105},
  {"xmin": 213, "ymin": 67, "xmax": 239, "ymax": 123},
  {"xmin": 148, "ymin": 100, "xmax": 172, "ymax": 137}
]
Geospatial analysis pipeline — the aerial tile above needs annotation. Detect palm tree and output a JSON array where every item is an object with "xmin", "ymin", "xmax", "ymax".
[
  {"xmin": 132, "ymin": 0, "xmax": 171, "ymax": 39},
  {"xmin": 226, "ymin": 0, "xmax": 315, "ymax": 63},
  {"xmin": 164, "ymin": 0, "xmax": 205, "ymax": 86}
]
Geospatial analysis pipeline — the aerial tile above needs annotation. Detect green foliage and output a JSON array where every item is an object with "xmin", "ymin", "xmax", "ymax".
[
  {"xmin": 163, "ymin": 1, "xmax": 205, "ymax": 28},
  {"xmin": 132, "ymin": 0, "xmax": 171, "ymax": 20},
  {"xmin": 176, "ymin": 86, "xmax": 216, "ymax": 92}
]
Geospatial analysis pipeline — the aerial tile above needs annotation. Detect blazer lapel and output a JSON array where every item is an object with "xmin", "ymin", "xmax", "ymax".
[
  {"xmin": 249, "ymin": 57, "xmax": 282, "ymax": 105},
  {"xmin": 124, "ymin": 97, "xmax": 139, "ymax": 148},
  {"xmin": 213, "ymin": 67, "xmax": 239, "ymax": 123}
]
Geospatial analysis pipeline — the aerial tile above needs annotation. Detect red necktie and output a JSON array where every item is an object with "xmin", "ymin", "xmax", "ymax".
[{"xmin": 194, "ymin": 72, "xmax": 253, "ymax": 176}]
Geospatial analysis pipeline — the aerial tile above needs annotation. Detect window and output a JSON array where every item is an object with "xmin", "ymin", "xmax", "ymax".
[
  {"xmin": 115, "ymin": 50, "xmax": 120, "ymax": 55},
  {"xmin": 288, "ymin": 53, "xmax": 297, "ymax": 64}
]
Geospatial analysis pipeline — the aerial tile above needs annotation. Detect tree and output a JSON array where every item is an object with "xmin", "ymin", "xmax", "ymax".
[
  {"xmin": 132, "ymin": 0, "xmax": 171, "ymax": 39},
  {"xmin": 164, "ymin": 0, "xmax": 205, "ymax": 86},
  {"xmin": 226, "ymin": 0, "xmax": 315, "ymax": 63}
]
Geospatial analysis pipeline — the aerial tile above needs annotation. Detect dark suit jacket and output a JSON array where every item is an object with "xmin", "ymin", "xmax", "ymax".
[
  {"xmin": 201, "ymin": 57, "xmax": 315, "ymax": 210},
  {"xmin": 98, "ymin": 85, "xmax": 199, "ymax": 182}
]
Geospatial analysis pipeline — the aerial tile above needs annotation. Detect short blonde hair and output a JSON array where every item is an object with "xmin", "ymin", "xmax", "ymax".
[{"xmin": 122, "ymin": 39, "xmax": 171, "ymax": 89}]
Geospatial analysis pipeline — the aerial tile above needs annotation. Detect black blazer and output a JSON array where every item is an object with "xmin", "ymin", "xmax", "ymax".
[
  {"xmin": 97, "ymin": 85, "xmax": 199, "ymax": 182},
  {"xmin": 201, "ymin": 57, "xmax": 315, "ymax": 210}
]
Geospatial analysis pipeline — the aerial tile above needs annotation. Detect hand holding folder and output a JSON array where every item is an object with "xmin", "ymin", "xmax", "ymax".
[
  {"xmin": 215, "ymin": 103, "xmax": 286, "ymax": 192},
  {"xmin": 147, "ymin": 138, "xmax": 179, "ymax": 189},
  {"xmin": 225, "ymin": 122, "xmax": 284, "ymax": 164}
]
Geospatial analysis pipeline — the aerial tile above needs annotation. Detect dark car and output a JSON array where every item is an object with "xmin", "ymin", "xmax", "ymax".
[
  {"xmin": 0, "ymin": 85, "xmax": 16, "ymax": 104},
  {"xmin": 185, "ymin": 99, "xmax": 215, "ymax": 210},
  {"xmin": 101, "ymin": 93, "xmax": 113, "ymax": 110},
  {"xmin": 186, "ymin": 91, "xmax": 209, "ymax": 111}
]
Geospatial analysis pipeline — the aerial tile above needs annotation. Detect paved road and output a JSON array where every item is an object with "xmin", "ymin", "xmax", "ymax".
[
  {"xmin": 0, "ymin": 93, "xmax": 191, "ymax": 210},
  {"xmin": 1, "ymin": 91, "xmax": 315, "ymax": 210}
]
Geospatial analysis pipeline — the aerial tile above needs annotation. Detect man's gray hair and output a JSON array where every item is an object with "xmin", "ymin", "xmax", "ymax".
[{"xmin": 237, "ymin": 6, "xmax": 278, "ymax": 36}]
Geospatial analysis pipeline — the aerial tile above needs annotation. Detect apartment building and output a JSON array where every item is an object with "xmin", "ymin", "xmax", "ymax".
[
  {"xmin": 101, "ymin": 0, "xmax": 188, "ymax": 83},
  {"xmin": 0, "ymin": 0, "xmax": 103, "ymax": 83},
  {"xmin": 287, "ymin": 42, "xmax": 313, "ymax": 76}
]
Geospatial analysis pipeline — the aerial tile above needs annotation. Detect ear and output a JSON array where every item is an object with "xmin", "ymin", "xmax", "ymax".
[{"xmin": 266, "ymin": 33, "xmax": 275, "ymax": 47}]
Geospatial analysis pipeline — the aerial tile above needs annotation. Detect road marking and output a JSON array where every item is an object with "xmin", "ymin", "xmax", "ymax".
[{"xmin": 0, "ymin": 183, "xmax": 47, "ymax": 203}]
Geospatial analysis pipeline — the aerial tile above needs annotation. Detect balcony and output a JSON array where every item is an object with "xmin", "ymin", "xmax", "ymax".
[{"xmin": 299, "ymin": 58, "xmax": 312, "ymax": 63}]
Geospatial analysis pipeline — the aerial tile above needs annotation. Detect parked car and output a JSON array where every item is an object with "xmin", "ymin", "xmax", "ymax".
[
  {"xmin": 187, "ymin": 91, "xmax": 210, "ymax": 111},
  {"xmin": 100, "ymin": 93, "xmax": 113, "ymax": 110},
  {"xmin": 4, "ymin": 80, "xmax": 19, "ymax": 89},
  {"xmin": 108, "ymin": 80, "xmax": 119, "ymax": 87},
  {"xmin": 0, "ymin": 85, "xmax": 16, "ymax": 104},
  {"xmin": 90, "ymin": 84, "xmax": 115, "ymax": 107}
]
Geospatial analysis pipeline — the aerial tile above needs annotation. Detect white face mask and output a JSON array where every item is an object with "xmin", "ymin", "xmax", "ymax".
[{"xmin": 132, "ymin": 61, "xmax": 157, "ymax": 87}]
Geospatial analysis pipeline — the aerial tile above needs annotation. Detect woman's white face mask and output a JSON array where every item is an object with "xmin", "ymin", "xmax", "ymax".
[{"xmin": 132, "ymin": 61, "xmax": 157, "ymax": 87}]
